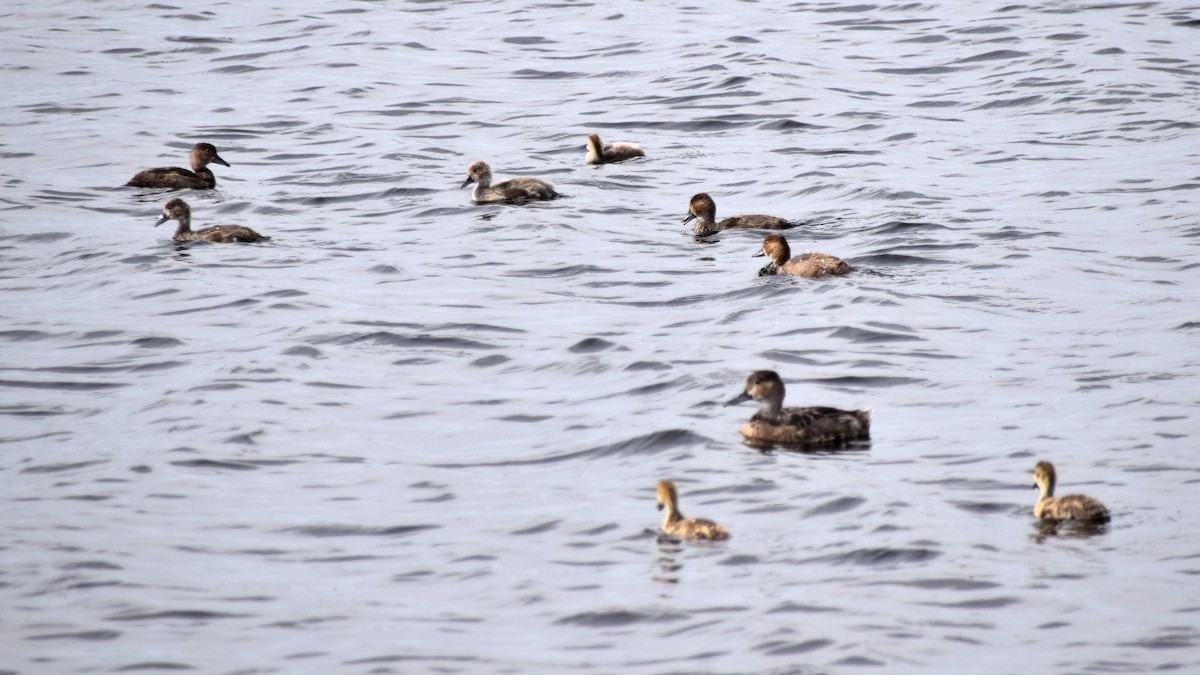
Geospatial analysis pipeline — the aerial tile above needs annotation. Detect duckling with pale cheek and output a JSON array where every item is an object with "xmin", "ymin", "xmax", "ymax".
[
  {"xmin": 683, "ymin": 192, "xmax": 791, "ymax": 237},
  {"xmin": 726, "ymin": 370, "xmax": 870, "ymax": 447},
  {"xmin": 127, "ymin": 142, "xmax": 231, "ymax": 190},
  {"xmin": 460, "ymin": 160, "xmax": 557, "ymax": 203},
  {"xmin": 585, "ymin": 133, "xmax": 644, "ymax": 164},
  {"xmin": 656, "ymin": 480, "xmax": 729, "ymax": 541},
  {"xmin": 1032, "ymin": 461, "xmax": 1110, "ymax": 523},
  {"xmin": 757, "ymin": 233, "xmax": 852, "ymax": 278},
  {"xmin": 154, "ymin": 198, "xmax": 267, "ymax": 243}
]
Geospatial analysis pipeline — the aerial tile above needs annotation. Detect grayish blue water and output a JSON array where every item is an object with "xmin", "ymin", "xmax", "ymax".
[{"xmin": 2, "ymin": 1, "xmax": 1199, "ymax": 672}]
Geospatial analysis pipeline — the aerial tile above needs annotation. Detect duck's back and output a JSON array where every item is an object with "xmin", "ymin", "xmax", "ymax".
[
  {"xmin": 595, "ymin": 142, "xmax": 644, "ymax": 164},
  {"xmin": 1037, "ymin": 494, "xmax": 1110, "ymax": 523},
  {"xmin": 742, "ymin": 405, "xmax": 870, "ymax": 446},
  {"xmin": 490, "ymin": 177, "xmax": 557, "ymax": 202},
  {"xmin": 780, "ymin": 253, "xmax": 853, "ymax": 278},
  {"xmin": 719, "ymin": 214, "xmax": 791, "ymax": 230},
  {"xmin": 190, "ymin": 225, "xmax": 267, "ymax": 243},
  {"xmin": 664, "ymin": 517, "xmax": 729, "ymax": 541},
  {"xmin": 127, "ymin": 167, "xmax": 214, "ymax": 190}
]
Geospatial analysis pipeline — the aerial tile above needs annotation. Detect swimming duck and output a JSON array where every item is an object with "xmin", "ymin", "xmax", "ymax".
[
  {"xmin": 585, "ymin": 133, "xmax": 644, "ymax": 164},
  {"xmin": 656, "ymin": 479, "xmax": 729, "ymax": 541},
  {"xmin": 757, "ymin": 233, "xmax": 852, "ymax": 278},
  {"xmin": 683, "ymin": 192, "xmax": 791, "ymax": 237},
  {"xmin": 726, "ymin": 370, "xmax": 870, "ymax": 446},
  {"xmin": 1032, "ymin": 461, "xmax": 1110, "ymax": 523},
  {"xmin": 460, "ymin": 160, "xmax": 558, "ymax": 203},
  {"xmin": 154, "ymin": 198, "xmax": 267, "ymax": 243},
  {"xmin": 126, "ymin": 142, "xmax": 230, "ymax": 190}
]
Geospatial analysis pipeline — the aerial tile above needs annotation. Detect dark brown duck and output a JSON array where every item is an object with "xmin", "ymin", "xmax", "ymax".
[
  {"xmin": 683, "ymin": 192, "xmax": 791, "ymax": 237},
  {"xmin": 127, "ymin": 143, "xmax": 230, "ymax": 189},
  {"xmin": 726, "ymin": 370, "xmax": 870, "ymax": 446}
]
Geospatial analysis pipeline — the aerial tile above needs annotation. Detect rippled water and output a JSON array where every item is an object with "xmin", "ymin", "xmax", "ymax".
[{"xmin": 2, "ymin": 1, "xmax": 1199, "ymax": 672}]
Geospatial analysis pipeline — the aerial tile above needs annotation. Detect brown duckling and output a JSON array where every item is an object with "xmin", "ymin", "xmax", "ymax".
[
  {"xmin": 154, "ymin": 198, "xmax": 266, "ymax": 243},
  {"xmin": 461, "ymin": 160, "xmax": 557, "ymax": 203},
  {"xmin": 683, "ymin": 192, "xmax": 791, "ymax": 237},
  {"xmin": 1032, "ymin": 461, "xmax": 1110, "ymax": 523},
  {"xmin": 656, "ymin": 479, "xmax": 729, "ymax": 541},
  {"xmin": 757, "ymin": 233, "xmax": 852, "ymax": 278},
  {"xmin": 726, "ymin": 370, "xmax": 870, "ymax": 446},
  {"xmin": 585, "ymin": 133, "xmax": 644, "ymax": 164},
  {"xmin": 127, "ymin": 142, "xmax": 230, "ymax": 189}
]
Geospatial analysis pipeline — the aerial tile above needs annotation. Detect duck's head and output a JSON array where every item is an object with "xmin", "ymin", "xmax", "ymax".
[
  {"xmin": 682, "ymin": 192, "xmax": 716, "ymax": 226},
  {"xmin": 726, "ymin": 370, "xmax": 785, "ymax": 407},
  {"xmin": 192, "ymin": 143, "xmax": 230, "ymax": 168},
  {"xmin": 1033, "ymin": 461, "xmax": 1057, "ymax": 492},
  {"xmin": 656, "ymin": 479, "xmax": 678, "ymax": 511},
  {"xmin": 586, "ymin": 133, "xmax": 603, "ymax": 153},
  {"xmin": 155, "ymin": 197, "xmax": 190, "ymax": 227},
  {"xmin": 757, "ymin": 234, "xmax": 792, "ymax": 264},
  {"xmin": 461, "ymin": 160, "xmax": 491, "ymax": 188}
]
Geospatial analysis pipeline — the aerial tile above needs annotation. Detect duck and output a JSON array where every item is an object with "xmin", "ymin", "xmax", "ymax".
[
  {"xmin": 1032, "ymin": 461, "xmax": 1110, "ymax": 523},
  {"xmin": 757, "ymin": 234, "xmax": 852, "ymax": 278},
  {"xmin": 656, "ymin": 480, "xmax": 729, "ymax": 541},
  {"xmin": 154, "ymin": 198, "xmax": 267, "ymax": 243},
  {"xmin": 126, "ymin": 142, "xmax": 230, "ymax": 190},
  {"xmin": 683, "ymin": 192, "xmax": 791, "ymax": 237},
  {"xmin": 585, "ymin": 133, "xmax": 644, "ymax": 164},
  {"xmin": 460, "ymin": 160, "xmax": 557, "ymax": 203},
  {"xmin": 726, "ymin": 370, "xmax": 870, "ymax": 446}
]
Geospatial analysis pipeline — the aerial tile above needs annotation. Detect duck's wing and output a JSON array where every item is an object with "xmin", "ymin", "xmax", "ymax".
[
  {"xmin": 781, "ymin": 406, "xmax": 871, "ymax": 441},
  {"xmin": 196, "ymin": 225, "xmax": 266, "ymax": 243},
  {"xmin": 1050, "ymin": 494, "xmax": 1110, "ymax": 523},
  {"xmin": 126, "ymin": 166, "xmax": 203, "ymax": 188}
]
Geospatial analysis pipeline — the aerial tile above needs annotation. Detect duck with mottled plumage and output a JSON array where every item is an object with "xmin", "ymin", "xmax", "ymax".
[
  {"xmin": 127, "ymin": 143, "xmax": 230, "ymax": 190},
  {"xmin": 656, "ymin": 480, "xmax": 729, "ymax": 541},
  {"xmin": 461, "ymin": 160, "xmax": 557, "ymax": 203},
  {"xmin": 1032, "ymin": 461, "xmax": 1110, "ymax": 523},
  {"xmin": 585, "ymin": 133, "xmax": 644, "ymax": 164},
  {"xmin": 154, "ymin": 198, "xmax": 267, "ymax": 243},
  {"xmin": 757, "ymin": 233, "xmax": 852, "ymax": 278},
  {"xmin": 726, "ymin": 370, "xmax": 870, "ymax": 446},
  {"xmin": 683, "ymin": 192, "xmax": 791, "ymax": 237}
]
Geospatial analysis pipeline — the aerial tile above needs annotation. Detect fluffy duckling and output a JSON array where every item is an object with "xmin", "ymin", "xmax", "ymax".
[
  {"xmin": 656, "ymin": 480, "xmax": 729, "ymax": 541},
  {"xmin": 460, "ymin": 160, "xmax": 558, "ymax": 203},
  {"xmin": 757, "ymin": 233, "xmax": 852, "ymax": 278},
  {"xmin": 683, "ymin": 192, "xmax": 791, "ymax": 237},
  {"xmin": 726, "ymin": 370, "xmax": 870, "ymax": 446},
  {"xmin": 154, "ymin": 198, "xmax": 267, "ymax": 243},
  {"xmin": 585, "ymin": 133, "xmax": 644, "ymax": 164},
  {"xmin": 127, "ymin": 142, "xmax": 230, "ymax": 190},
  {"xmin": 1032, "ymin": 461, "xmax": 1110, "ymax": 523}
]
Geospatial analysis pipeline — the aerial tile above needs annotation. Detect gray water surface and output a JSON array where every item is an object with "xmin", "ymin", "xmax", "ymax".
[{"xmin": 2, "ymin": 1, "xmax": 1199, "ymax": 673}]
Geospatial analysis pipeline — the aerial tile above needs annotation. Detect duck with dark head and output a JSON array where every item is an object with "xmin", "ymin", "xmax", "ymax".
[
  {"xmin": 127, "ymin": 142, "xmax": 231, "ymax": 190},
  {"xmin": 154, "ymin": 198, "xmax": 266, "ymax": 243},
  {"xmin": 683, "ymin": 192, "xmax": 791, "ymax": 237},
  {"xmin": 726, "ymin": 370, "xmax": 870, "ymax": 447}
]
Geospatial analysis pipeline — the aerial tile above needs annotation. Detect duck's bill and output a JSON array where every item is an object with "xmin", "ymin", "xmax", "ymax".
[{"xmin": 725, "ymin": 391, "xmax": 752, "ymax": 406}]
